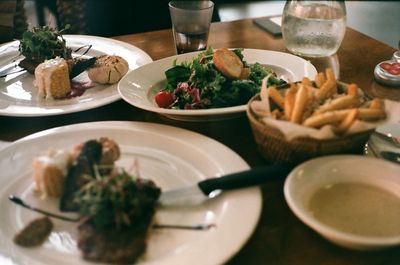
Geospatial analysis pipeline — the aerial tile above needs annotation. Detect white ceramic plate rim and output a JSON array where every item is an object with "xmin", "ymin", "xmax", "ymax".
[
  {"xmin": 0, "ymin": 35, "xmax": 153, "ymax": 117},
  {"xmin": 284, "ymin": 155, "xmax": 400, "ymax": 248},
  {"xmin": 118, "ymin": 49, "xmax": 317, "ymax": 120},
  {"xmin": 0, "ymin": 121, "xmax": 262, "ymax": 265}
]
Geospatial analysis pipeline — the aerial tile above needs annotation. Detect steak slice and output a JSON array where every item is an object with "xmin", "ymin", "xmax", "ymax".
[
  {"xmin": 78, "ymin": 221, "xmax": 149, "ymax": 264},
  {"xmin": 77, "ymin": 177, "xmax": 161, "ymax": 264}
]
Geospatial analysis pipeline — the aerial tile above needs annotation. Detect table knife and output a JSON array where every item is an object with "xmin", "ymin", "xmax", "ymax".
[
  {"xmin": 159, "ymin": 164, "xmax": 292, "ymax": 205},
  {"xmin": 0, "ymin": 64, "xmax": 26, "ymax": 78}
]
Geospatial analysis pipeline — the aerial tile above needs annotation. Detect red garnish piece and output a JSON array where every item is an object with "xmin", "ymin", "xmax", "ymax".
[{"xmin": 379, "ymin": 62, "xmax": 400, "ymax": 75}]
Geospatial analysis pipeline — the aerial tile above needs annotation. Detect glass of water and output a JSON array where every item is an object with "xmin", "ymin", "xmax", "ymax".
[
  {"xmin": 281, "ymin": 0, "xmax": 346, "ymax": 58},
  {"xmin": 169, "ymin": 1, "xmax": 214, "ymax": 54}
]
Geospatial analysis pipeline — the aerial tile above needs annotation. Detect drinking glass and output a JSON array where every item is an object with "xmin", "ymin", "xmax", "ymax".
[
  {"xmin": 169, "ymin": 1, "xmax": 214, "ymax": 54},
  {"xmin": 281, "ymin": 0, "xmax": 346, "ymax": 58}
]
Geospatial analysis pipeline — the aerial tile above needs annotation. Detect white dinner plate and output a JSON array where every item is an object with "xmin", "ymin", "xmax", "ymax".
[
  {"xmin": 0, "ymin": 35, "xmax": 153, "ymax": 116},
  {"xmin": 0, "ymin": 121, "xmax": 261, "ymax": 265},
  {"xmin": 118, "ymin": 48, "xmax": 317, "ymax": 121}
]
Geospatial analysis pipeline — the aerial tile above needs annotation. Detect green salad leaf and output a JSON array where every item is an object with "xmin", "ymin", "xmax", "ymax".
[{"xmin": 160, "ymin": 47, "xmax": 286, "ymax": 109}]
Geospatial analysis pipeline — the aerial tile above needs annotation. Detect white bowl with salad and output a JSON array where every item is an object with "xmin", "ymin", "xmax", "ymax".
[{"xmin": 118, "ymin": 48, "xmax": 317, "ymax": 121}]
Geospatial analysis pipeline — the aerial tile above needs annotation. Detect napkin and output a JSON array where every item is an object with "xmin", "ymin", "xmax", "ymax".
[{"xmin": 251, "ymin": 99, "xmax": 400, "ymax": 141}]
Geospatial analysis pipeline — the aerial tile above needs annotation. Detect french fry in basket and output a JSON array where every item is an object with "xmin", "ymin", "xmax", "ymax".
[
  {"xmin": 347, "ymin": 83, "xmax": 358, "ymax": 97},
  {"xmin": 302, "ymin": 77, "xmax": 312, "ymax": 86},
  {"xmin": 268, "ymin": 86, "xmax": 285, "ymax": 109},
  {"xmin": 357, "ymin": 108, "xmax": 386, "ymax": 120},
  {"xmin": 316, "ymin": 79, "xmax": 337, "ymax": 101},
  {"xmin": 325, "ymin": 68, "xmax": 336, "ymax": 81},
  {"xmin": 252, "ymin": 67, "xmax": 387, "ymax": 135},
  {"xmin": 290, "ymin": 84, "xmax": 308, "ymax": 124},
  {"xmin": 335, "ymin": 108, "xmax": 358, "ymax": 134},
  {"xmin": 303, "ymin": 109, "xmax": 350, "ymax": 128},
  {"xmin": 315, "ymin": 72, "xmax": 326, "ymax": 88},
  {"xmin": 314, "ymin": 94, "xmax": 360, "ymax": 115},
  {"xmin": 284, "ymin": 89, "xmax": 296, "ymax": 120},
  {"xmin": 369, "ymin": 98, "xmax": 384, "ymax": 109}
]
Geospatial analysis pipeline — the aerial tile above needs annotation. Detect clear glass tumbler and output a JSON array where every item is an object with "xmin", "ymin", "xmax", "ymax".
[
  {"xmin": 282, "ymin": 0, "xmax": 346, "ymax": 58},
  {"xmin": 169, "ymin": 1, "xmax": 214, "ymax": 54}
]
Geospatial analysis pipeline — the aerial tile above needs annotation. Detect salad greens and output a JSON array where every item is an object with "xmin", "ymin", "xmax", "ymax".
[{"xmin": 159, "ymin": 47, "xmax": 285, "ymax": 109}]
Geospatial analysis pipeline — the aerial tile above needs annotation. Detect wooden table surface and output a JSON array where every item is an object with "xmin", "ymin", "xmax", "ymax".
[{"xmin": 1, "ymin": 19, "xmax": 399, "ymax": 264}]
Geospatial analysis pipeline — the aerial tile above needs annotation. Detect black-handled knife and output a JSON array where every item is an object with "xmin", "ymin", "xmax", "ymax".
[{"xmin": 159, "ymin": 164, "xmax": 292, "ymax": 205}]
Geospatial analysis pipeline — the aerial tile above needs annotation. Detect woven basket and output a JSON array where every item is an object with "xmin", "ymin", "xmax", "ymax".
[{"xmin": 246, "ymin": 94, "xmax": 374, "ymax": 165}]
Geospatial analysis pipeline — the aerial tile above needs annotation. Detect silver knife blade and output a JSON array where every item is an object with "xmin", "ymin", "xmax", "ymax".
[
  {"xmin": 159, "ymin": 185, "xmax": 220, "ymax": 205},
  {"xmin": 0, "ymin": 64, "xmax": 26, "ymax": 78}
]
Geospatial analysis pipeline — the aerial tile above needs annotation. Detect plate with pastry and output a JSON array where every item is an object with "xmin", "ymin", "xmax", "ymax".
[
  {"xmin": 0, "ymin": 26, "xmax": 152, "ymax": 117},
  {"xmin": 118, "ymin": 48, "xmax": 317, "ymax": 121},
  {"xmin": 0, "ymin": 121, "xmax": 261, "ymax": 265}
]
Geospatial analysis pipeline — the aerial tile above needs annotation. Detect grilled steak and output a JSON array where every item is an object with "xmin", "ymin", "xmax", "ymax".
[{"xmin": 76, "ymin": 177, "xmax": 161, "ymax": 264}]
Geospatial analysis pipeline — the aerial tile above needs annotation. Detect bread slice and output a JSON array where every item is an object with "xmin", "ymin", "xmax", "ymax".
[{"xmin": 213, "ymin": 48, "xmax": 243, "ymax": 79}]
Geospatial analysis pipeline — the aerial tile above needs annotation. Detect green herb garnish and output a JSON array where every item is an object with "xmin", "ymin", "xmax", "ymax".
[{"xmin": 18, "ymin": 25, "xmax": 72, "ymax": 62}]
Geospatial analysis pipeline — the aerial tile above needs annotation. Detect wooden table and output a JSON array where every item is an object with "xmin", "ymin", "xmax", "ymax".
[{"xmin": 1, "ymin": 19, "xmax": 399, "ymax": 264}]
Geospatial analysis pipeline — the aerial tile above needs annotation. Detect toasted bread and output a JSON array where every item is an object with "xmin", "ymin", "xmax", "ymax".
[{"xmin": 213, "ymin": 48, "xmax": 243, "ymax": 79}]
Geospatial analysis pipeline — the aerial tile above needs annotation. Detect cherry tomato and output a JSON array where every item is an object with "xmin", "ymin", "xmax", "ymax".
[{"xmin": 155, "ymin": 91, "xmax": 175, "ymax": 108}]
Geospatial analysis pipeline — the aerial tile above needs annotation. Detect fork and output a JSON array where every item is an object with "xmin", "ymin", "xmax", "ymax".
[{"xmin": 372, "ymin": 130, "xmax": 400, "ymax": 148}]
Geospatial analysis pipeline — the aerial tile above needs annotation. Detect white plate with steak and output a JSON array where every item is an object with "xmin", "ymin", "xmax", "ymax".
[{"xmin": 0, "ymin": 121, "xmax": 261, "ymax": 265}]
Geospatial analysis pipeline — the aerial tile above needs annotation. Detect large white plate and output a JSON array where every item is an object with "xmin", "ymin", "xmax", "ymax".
[
  {"xmin": 118, "ymin": 49, "xmax": 317, "ymax": 121},
  {"xmin": 0, "ymin": 121, "xmax": 261, "ymax": 265},
  {"xmin": 0, "ymin": 35, "xmax": 153, "ymax": 117}
]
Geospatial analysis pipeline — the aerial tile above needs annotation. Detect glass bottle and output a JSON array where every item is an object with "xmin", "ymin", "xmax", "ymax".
[{"xmin": 281, "ymin": 0, "xmax": 346, "ymax": 58}]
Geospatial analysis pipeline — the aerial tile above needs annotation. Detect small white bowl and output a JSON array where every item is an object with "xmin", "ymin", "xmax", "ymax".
[{"xmin": 284, "ymin": 155, "xmax": 400, "ymax": 250}]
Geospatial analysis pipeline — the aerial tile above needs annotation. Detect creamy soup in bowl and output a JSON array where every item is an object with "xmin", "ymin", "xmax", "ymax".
[{"xmin": 284, "ymin": 155, "xmax": 400, "ymax": 250}]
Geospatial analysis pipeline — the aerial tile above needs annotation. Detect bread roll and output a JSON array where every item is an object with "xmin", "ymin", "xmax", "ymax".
[
  {"xmin": 213, "ymin": 48, "xmax": 243, "ymax": 79},
  {"xmin": 88, "ymin": 55, "xmax": 129, "ymax": 84}
]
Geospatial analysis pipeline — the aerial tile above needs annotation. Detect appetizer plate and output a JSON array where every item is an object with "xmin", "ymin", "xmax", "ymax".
[
  {"xmin": 0, "ymin": 121, "xmax": 261, "ymax": 265},
  {"xmin": 0, "ymin": 35, "xmax": 153, "ymax": 117},
  {"xmin": 118, "ymin": 48, "xmax": 317, "ymax": 121}
]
